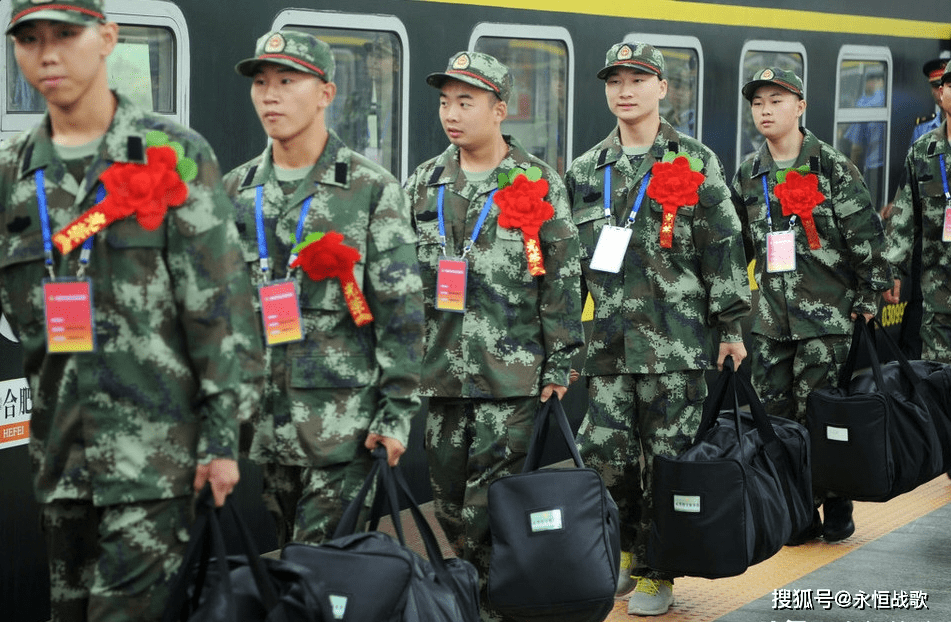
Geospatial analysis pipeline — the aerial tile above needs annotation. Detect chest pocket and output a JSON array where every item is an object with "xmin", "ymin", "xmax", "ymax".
[{"xmin": 572, "ymin": 205, "xmax": 606, "ymax": 260}]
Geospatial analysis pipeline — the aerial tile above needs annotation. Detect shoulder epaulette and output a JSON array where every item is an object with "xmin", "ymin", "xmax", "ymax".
[
  {"xmin": 127, "ymin": 136, "xmax": 143, "ymax": 161},
  {"xmin": 915, "ymin": 112, "xmax": 937, "ymax": 125},
  {"xmin": 427, "ymin": 166, "xmax": 444, "ymax": 186},
  {"xmin": 242, "ymin": 165, "xmax": 258, "ymax": 187},
  {"xmin": 20, "ymin": 144, "xmax": 34, "ymax": 176},
  {"xmin": 335, "ymin": 162, "xmax": 348, "ymax": 185}
]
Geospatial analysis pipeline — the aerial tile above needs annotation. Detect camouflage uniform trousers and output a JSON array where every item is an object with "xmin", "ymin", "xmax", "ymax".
[
  {"xmin": 752, "ymin": 332, "xmax": 850, "ymax": 504},
  {"xmin": 575, "ymin": 371, "xmax": 706, "ymax": 581},
  {"xmin": 424, "ymin": 395, "xmax": 536, "ymax": 622},
  {"xmin": 922, "ymin": 311, "xmax": 951, "ymax": 364},
  {"xmin": 41, "ymin": 496, "xmax": 192, "ymax": 622},
  {"xmin": 261, "ymin": 451, "xmax": 373, "ymax": 548}
]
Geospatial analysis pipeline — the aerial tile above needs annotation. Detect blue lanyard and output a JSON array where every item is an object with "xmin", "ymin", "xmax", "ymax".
[
  {"xmin": 762, "ymin": 173, "xmax": 797, "ymax": 232},
  {"xmin": 35, "ymin": 169, "xmax": 101, "ymax": 280},
  {"xmin": 436, "ymin": 184, "xmax": 497, "ymax": 258},
  {"xmin": 603, "ymin": 165, "xmax": 650, "ymax": 226},
  {"xmin": 939, "ymin": 154, "xmax": 950, "ymax": 202},
  {"xmin": 254, "ymin": 184, "xmax": 314, "ymax": 276}
]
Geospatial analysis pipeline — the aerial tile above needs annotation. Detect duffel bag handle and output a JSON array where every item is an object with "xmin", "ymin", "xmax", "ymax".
[
  {"xmin": 334, "ymin": 448, "xmax": 404, "ymax": 542},
  {"xmin": 838, "ymin": 317, "xmax": 887, "ymax": 394},
  {"xmin": 522, "ymin": 396, "xmax": 584, "ymax": 473},
  {"xmin": 870, "ymin": 316, "xmax": 924, "ymax": 389}
]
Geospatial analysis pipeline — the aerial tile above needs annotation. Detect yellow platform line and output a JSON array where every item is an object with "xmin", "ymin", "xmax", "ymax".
[{"xmin": 611, "ymin": 475, "xmax": 951, "ymax": 621}]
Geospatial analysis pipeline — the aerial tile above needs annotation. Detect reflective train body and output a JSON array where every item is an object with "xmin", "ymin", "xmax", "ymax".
[{"xmin": 0, "ymin": 1, "xmax": 948, "ymax": 620}]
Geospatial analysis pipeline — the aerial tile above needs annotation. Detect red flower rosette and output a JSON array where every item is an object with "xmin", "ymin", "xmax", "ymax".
[
  {"xmin": 495, "ymin": 173, "xmax": 555, "ymax": 276},
  {"xmin": 646, "ymin": 155, "xmax": 705, "ymax": 248},
  {"xmin": 290, "ymin": 231, "xmax": 374, "ymax": 327},
  {"xmin": 53, "ymin": 144, "xmax": 190, "ymax": 254},
  {"xmin": 774, "ymin": 170, "xmax": 826, "ymax": 250}
]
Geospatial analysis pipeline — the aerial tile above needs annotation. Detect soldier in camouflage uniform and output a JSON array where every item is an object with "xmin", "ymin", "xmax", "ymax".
[
  {"xmin": 0, "ymin": 2, "xmax": 263, "ymax": 620},
  {"xmin": 224, "ymin": 30, "xmax": 424, "ymax": 547},
  {"xmin": 405, "ymin": 51, "xmax": 584, "ymax": 621},
  {"xmin": 886, "ymin": 61, "xmax": 951, "ymax": 363},
  {"xmin": 566, "ymin": 42, "xmax": 750, "ymax": 616},
  {"xmin": 732, "ymin": 68, "xmax": 891, "ymax": 545}
]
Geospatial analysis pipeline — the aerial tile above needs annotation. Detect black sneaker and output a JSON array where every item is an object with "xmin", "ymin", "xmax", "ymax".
[
  {"xmin": 787, "ymin": 508, "xmax": 822, "ymax": 546},
  {"xmin": 822, "ymin": 498, "xmax": 855, "ymax": 542}
]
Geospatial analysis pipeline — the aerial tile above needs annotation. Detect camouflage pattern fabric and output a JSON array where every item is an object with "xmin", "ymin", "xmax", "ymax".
[
  {"xmin": 752, "ymin": 332, "xmax": 850, "ymax": 425},
  {"xmin": 887, "ymin": 120, "xmax": 951, "ymax": 362},
  {"xmin": 0, "ymin": 93, "xmax": 262, "ymax": 506},
  {"xmin": 260, "ymin": 454, "xmax": 373, "ymax": 547},
  {"xmin": 576, "ymin": 371, "xmax": 706, "ymax": 580},
  {"xmin": 732, "ymin": 127, "xmax": 892, "ymax": 341},
  {"xmin": 223, "ymin": 130, "xmax": 423, "ymax": 474},
  {"xmin": 405, "ymin": 135, "xmax": 584, "ymax": 397},
  {"xmin": 424, "ymin": 395, "xmax": 536, "ymax": 621},
  {"xmin": 42, "ymin": 496, "xmax": 192, "ymax": 622},
  {"xmin": 565, "ymin": 121, "xmax": 751, "ymax": 375}
]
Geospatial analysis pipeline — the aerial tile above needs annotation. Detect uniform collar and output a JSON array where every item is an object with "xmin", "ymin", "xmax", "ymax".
[
  {"xmin": 424, "ymin": 135, "xmax": 529, "ymax": 188},
  {"xmin": 17, "ymin": 91, "xmax": 147, "ymax": 180},
  {"xmin": 924, "ymin": 119, "xmax": 951, "ymax": 158},
  {"xmin": 593, "ymin": 119, "xmax": 683, "ymax": 171},
  {"xmin": 239, "ymin": 129, "xmax": 351, "ymax": 193},
  {"xmin": 749, "ymin": 127, "xmax": 821, "ymax": 178}
]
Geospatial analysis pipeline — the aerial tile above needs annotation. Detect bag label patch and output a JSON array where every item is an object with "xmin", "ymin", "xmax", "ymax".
[
  {"xmin": 329, "ymin": 594, "xmax": 348, "ymax": 620},
  {"xmin": 826, "ymin": 425, "xmax": 849, "ymax": 442},
  {"xmin": 673, "ymin": 494, "xmax": 701, "ymax": 513},
  {"xmin": 529, "ymin": 508, "xmax": 563, "ymax": 532}
]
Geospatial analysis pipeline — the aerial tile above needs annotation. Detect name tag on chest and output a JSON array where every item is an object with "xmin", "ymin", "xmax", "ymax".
[
  {"xmin": 259, "ymin": 280, "xmax": 304, "ymax": 346},
  {"xmin": 766, "ymin": 230, "xmax": 796, "ymax": 273},
  {"xmin": 44, "ymin": 278, "xmax": 96, "ymax": 353},
  {"xmin": 589, "ymin": 225, "xmax": 633, "ymax": 273}
]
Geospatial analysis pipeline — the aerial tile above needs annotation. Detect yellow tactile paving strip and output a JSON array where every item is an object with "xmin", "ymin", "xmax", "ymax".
[{"xmin": 612, "ymin": 475, "xmax": 951, "ymax": 622}]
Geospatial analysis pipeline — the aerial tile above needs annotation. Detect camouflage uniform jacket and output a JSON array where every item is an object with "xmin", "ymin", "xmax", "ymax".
[
  {"xmin": 223, "ymin": 130, "xmax": 423, "ymax": 466},
  {"xmin": 406, "ymin": 136, "xmax": 584, "ymax": 398},
  {"xmin": 733, "ymin": 127, "xmax": 892, "ymax": 340},
  {"xmin": 887, "ymin": 120, "xmax": 951, "ymax": 316},
  {"xmin": 0, "ymin": 94, "xmax": 262, "ymax": 506},
  {"xmin": 566, "ymin": 121, "xmax": 751, "ymax": 375}
]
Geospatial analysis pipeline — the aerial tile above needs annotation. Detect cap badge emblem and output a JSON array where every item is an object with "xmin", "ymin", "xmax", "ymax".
[
  {"xmin": 761, "ymin": 69, "xmax": 774, "ymax": 80},
  {"xmin": 452, "ymin": 54, "xmax": 470, "ymax": 70},
  {"xmin": 617, "ymin": 45, "xmax": 633, "ymax": 61},
  {"xmin": 30, "ymin": 0, "xmax": 56, "ymax": 4},
  {"xmin": 264, "ymin": 34, "xmax": 286, "ymax": 54}
]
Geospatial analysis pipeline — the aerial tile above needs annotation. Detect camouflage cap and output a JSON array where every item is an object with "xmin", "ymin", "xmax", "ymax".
[
  {"xmin": 6, "ymin": 0, "xmax": 106, "ymax": 35},
  {"xmin": 426, "ymin": 51, "xmax": 512, "ymax": 103},
  {"xmin": 235, "ymin": 30, "xmax": 335, "ymax": 82},
  {"xmin": 597, "ymin": 42, "xmax": 666, "ymax": 80},
  {"xmin": 742, "ymin": 67, "xmax": 804, "ymax": 102}
]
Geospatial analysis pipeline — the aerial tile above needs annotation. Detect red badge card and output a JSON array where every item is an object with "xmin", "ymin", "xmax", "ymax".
[
  {"xmin": 43, "ymin": 279, "xmax": 96, "ymax": 353},
  {"xmin": 259, "ymin": 281, "xmax": 304, "ymax": 346},
  {"xmin": 435, "ymin": 257, "xmax": 468, "ymax": 313}
]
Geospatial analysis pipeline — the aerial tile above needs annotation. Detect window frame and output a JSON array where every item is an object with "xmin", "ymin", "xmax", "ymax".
[
  {"xmin": 623, "ymin": 33, "xmax": 704, "ymax": 141},
  {"xmin": 833, "ymin": 45, "xmax": 893, "ymax": 206},
  {"xmin": 735, "ymin": 40, "xmax": 808, "ymax": 171},
  {"xmin": 0, "ymin": 0, "xmax": 189, "ymax": 138},
  {"xmin": 273, "ymin": 10, "xmax": 410, "ymax": 181},
  {"xmin": 468, "ymin": 22, "xmax": 575, "ymax": 171}
]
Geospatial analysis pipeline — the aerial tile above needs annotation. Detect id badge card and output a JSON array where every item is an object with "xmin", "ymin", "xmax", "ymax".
[
  {"xmin": 943, "ymin": 207, "xmax": 951, "ymax": 243},
  {"xmin": 259, "ymin": 280, "xmax": 304, "ymax": 346},
  {"xmin": 766, "ymin": 230, "xmax": 796, "ymax": 273},
  {"xmin": 589, "ymin": 225, "xmax": 633, "ymax": 273},
  {"xmin": 435, "ymin": 256, "xmax": 468, "ymax": 313},
  {"xmin": 43, "ymin": 278, "xmax": 96, "ymax": 353}
]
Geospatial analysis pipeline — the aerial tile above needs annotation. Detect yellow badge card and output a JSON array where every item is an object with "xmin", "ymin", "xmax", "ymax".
[
  {"xmin": 259, "ymin": 281, "xmax": 304, "ymax": 346},
  {"xmin": 436, "ymin": 257, "xmax": 468, "ymax": 313},
  {"xmin": 43, "ymin": 279, "xmax": 96, "ymax": 353}
]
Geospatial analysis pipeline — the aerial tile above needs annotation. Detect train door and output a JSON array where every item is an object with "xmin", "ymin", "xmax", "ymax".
[
  {"xmin": 270, "ymin": 10, "xmax": 410, "ymax": 182},
  {"xmin": 469, "ymin": 23, "xmax": 573, "ymax": 175},
  {"xmin": 0, "ymin": 2, "xmax": 190, "ymax": 620},
  {"xmin": 736, "ymin": 41, "xmax": 808, "ymax": 171}
]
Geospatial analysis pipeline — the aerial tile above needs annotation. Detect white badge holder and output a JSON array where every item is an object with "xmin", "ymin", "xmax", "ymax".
[{"xmin": 589, "ymin": 225, "xmax": 633, "ymax": 273}]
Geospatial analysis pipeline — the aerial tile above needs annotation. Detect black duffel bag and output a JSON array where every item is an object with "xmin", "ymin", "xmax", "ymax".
[
  {"xmin": 807, "ymin": 317, "xmax": 944, "ymax": 501},
  {"xmin": 163, "ymin": 485, "xmax": 328, "ymax": 622},
  {"xmin": 648, "ymin": 358, "xmax": 812, "ymax": 579},
  {"xmin": 282, "ymin": 447, "xmax": 480, "ymax": 622},
  {"xmin": 486, "ymin": 396, "xmax": 620, "ymax": 622}
]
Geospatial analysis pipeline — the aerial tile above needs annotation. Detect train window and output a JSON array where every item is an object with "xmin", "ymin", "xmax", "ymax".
[
  {"xmin": 736, "ymin": 42, "xmax": 807, "ymax": 170},
  {"xmin": 470, "ymin": 24, "xmax": 573, "ymax": 174},
  {"xmin": 623, "ymin": 34, "xmax": 703, "ymax": 139},
  {"xmin": 834, "ymin": 47, "xmax": 892, "ymax": 210},
  {"xmin": 0, "ymin": 0, "xmax": 189, "ymax": 140},
  {"xmin": 273, "ymin": 10, "xmax": 409, "ymax": 180}
]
